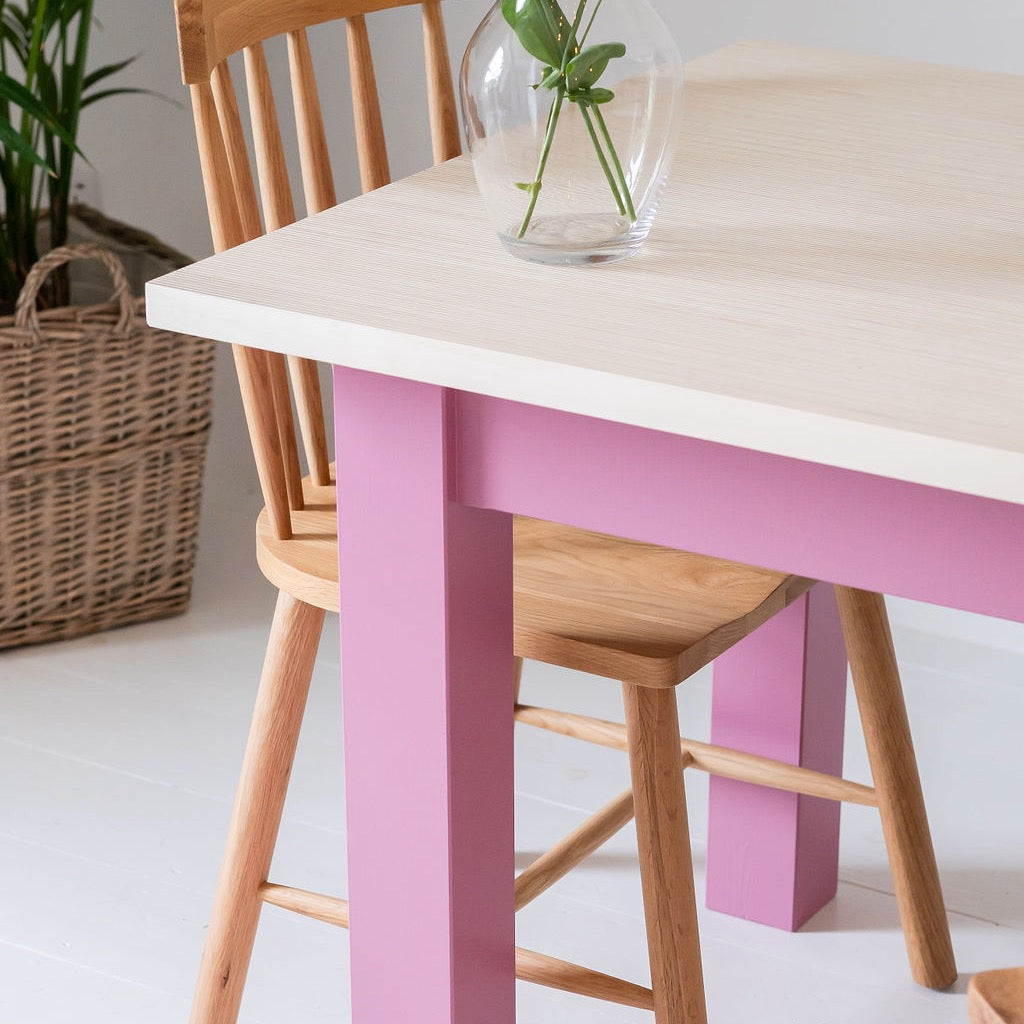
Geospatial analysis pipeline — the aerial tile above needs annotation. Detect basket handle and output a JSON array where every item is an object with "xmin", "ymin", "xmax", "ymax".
[{"xmin": 14, "ymin": 243, "xmax": 135, "ymax": 338}]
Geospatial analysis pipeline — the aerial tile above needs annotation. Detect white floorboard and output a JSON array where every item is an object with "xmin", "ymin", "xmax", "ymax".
[{"xmin": 1, "ymin": 504, "xmax": 1023, "ymax": 1023}]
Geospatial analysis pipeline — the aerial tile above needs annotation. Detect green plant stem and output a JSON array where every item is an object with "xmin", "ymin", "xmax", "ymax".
[
  {"xmin": 592, "ymin": 103, "xmax": 636, "ymax": 221},
  {"xmin": 517, "ymin": 85, "xmax": 566, "ymax": 238},
  {"xmin": 509, "ymin": 0, "xmax": 638, "ymax": 239},
  {"xmin": 52, "ymin": 1, "xmax": 92, "ymax": 251},
  {"xmin": 14, "ymin": 0, "xmax": 47, "ymax": 272},
  {"xmin": 579, "ymin": 102, "xmax": 626, "ymax": 215},
  {"xmin": 560, "ymin": 0, "xmax": 587, "ymax": 72},
  {"xmin": 578, "ymin": 0, "xmax": 604, "ymax": 48}
]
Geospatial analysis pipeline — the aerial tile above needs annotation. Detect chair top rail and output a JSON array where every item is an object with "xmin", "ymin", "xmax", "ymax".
[{"xmin": 175, "ymin": 0, "xmax": 430, "ymax": 83}]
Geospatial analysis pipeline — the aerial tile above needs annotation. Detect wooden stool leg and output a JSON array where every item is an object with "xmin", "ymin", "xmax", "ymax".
[
  {"xmin": 622, "ymin": 683, "xmax": 707, "ymax": 1024},
  {"xmin": 834, "ymin": 586, "xmax": 957, "ymax": 989},
  {"xmin": 189, "ymin": 591, "xmax": 326, "ymax": 1024}
]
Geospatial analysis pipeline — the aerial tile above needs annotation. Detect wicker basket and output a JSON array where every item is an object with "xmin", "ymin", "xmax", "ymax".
[{"xmin": 0, "ymin": 244, "xmax": 216, "ymax": 649}]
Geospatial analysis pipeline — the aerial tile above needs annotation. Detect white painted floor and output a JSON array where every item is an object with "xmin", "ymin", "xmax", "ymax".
[{"xmin": 2, "ymin": 503, "xmax": 1023, "ymax": 1024}]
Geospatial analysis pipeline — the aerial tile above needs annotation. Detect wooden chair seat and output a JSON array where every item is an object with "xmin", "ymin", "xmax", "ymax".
[
  {"xmin": 255, "ymin": 477, "xmax": 338, "ymax": 611},
  {"xmin": 257, "ymin": 480, "xmax": 815, "ymax": 687},
  {"xmin": 514, "ymin": 517, "xmax": 814, "ymax": 688}
]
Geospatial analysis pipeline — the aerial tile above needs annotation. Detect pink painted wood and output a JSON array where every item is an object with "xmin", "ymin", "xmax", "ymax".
[
  {"xmin": 707, "ymin": 585, "xmax": 848, "ymax": 929},
  {"xmin": 454, "ymin": 390, "xmax": 1024, "ymax": 932},
  {"xmin": 333, "ymin": 368, "xmax": 1024, "ymax": 1023},
  {"xmin": 334, "ymin": 369, "xmax": 516, "ymax": 1024},
  {"xmin": 454, "ymin": 394, "xmax": 1024, "ymax": 620}
]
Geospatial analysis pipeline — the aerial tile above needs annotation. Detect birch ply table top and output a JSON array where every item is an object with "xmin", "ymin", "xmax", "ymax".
[{"xmin": 147, "ymin": 40, "xmax": 1024, "ymax": 505}]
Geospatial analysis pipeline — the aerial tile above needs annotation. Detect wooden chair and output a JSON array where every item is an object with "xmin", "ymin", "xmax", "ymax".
[
  {"xmin": 173, "ymin": 2, "xmax": 956, "ymax": 1022},
  {"xmin": 969, "ymin": 969, "xmax": 1024, "ymax": 1024}
]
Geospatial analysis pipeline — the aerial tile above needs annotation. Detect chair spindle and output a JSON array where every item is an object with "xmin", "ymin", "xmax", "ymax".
[
  {"xmin": 346, "ymin": 14, "xmax": 391, "ymax": 190},
  {"xmin": 244, "ymin": 42, "xmax": 298, "ymax": 232}
]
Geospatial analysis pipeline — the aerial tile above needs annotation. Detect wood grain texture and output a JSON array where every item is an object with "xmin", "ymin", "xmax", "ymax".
[
  {"xmin": 287, "ymin": 28, "xmax": 337, "ymax": 216},
  {"xmin": 151, "ymin": 43, "xmax": 1024, "ymax": 504},
  {"xmin": 188, "ymin": 82, "xmax": 245, "ymax": 253},
  {"xmin": 255, "ymin": 884, "xmax": 656, "ymax": 1010},
  {"xmin": 243, "ymin": 42, "xmax": 296, "ymax": 232},
  {"xmin": 233, "ymin": 345, "xmax": 293, "ymax": 539},
  {"xmin": 288, "ymin": 354, "xmax": 332, "ymax": 485},
  {"xmin": 514, "ymin": 702, "xmax": 878, "ymax": 806},
  {"xmin": 188, "ymin": 592, "xmax": 325, "ymax": 1024},
  {"xmin": 835, "ymin": 586, "xmax": 956, "ymax": 989},
  {"xmin": 253, "ymin": 29, "xmax": 332, "ymax": 485},
  {"xmin": 256, "ymin": 477, "xmax": 337, "ymax": 609},
  {"xmin": 422, "ymin": 0, "xmax": 460, "ymax": 163},
  {"xmin": 180, "ymin": 0, "xmax": 461, "ymax": 542},
  {"xmin": 514, "ymin": 789, "xmax": 634, "ymax": 911},
  {"xmin": 255, "ymin": 512, "xmax": 817, "ymax": 672},
  {"xmin": 346, "ymin": 14, "xmax": 391, "ymax": 192},
  {"xmin": 969, "ymin": 968, "xmax": 1024, "ymax": 1024},
  {"xmin": 175, "ymin": 0, "xmax": 428, "ymax": 81},
  {"xmin": 514, "ymin": 948, "xmax": 655, "ymax": 1011},
  {"xmin": 515, "ymin": 517, "xmax": 815, "ymax": 687},
  {"xmin": 259, "ymin": 883, "xmax": 350, "ymax": 926},
  {"xmin": 209, "ymin": 62, "xmax": 262, "ymax": 242},
  {"xmin": 623, "ymin": 684, "xmax": 706, "ymax": 1024},
  {"xmin": 267, "ymin": 350, "xmax": 306, "ymax": 511}
]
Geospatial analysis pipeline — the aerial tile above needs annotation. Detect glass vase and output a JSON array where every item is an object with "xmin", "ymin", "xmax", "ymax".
[{"xmin": 459, "ymin": 0, "xmax": 684, "ymax": 265}]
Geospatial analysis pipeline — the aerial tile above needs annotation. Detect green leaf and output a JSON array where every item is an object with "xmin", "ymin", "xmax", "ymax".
[
  {"xmin": 501, "ymin": 0, "xmax": 573, "ymax": 68},
  {"xmin": 0, "ymin": 115, "xmax": 53, "ymax": 172},
  {"xmin": 515, "ymin": 180, "xmax": 540, "ymax": 193},
  {"xmin": 0, "ymin": 71, "xmax": 78, "ymax": 151},
  {"xmin": 565, "ymin": 41, "xmax": 625, "ymax": 91},
  {"xmin": 82, "ymin": 85, "xmax": 160, "ymax": 108},
  {"xmin": 1, "ymin": 7, "xmax": 29, "ymax": 51},
  {"xmin": 35, "ymin": 57, "xmax": 57, "ymax": 114},
  {"xmin": 82, "ymin": 54, "xmax": 137, "ymax": 90},
  {"xmin": 567, "ymin": 86, "xmax": 615, "ymax": 106},
  {"xmin": 534, "ymin": 65, "xmax": 561, "ymax": 90}
]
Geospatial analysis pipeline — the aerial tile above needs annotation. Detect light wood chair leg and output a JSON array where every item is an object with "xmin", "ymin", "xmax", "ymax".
[
  {"xmin": 834, "ymin": 585, "xmax": 957, "ymax": 990},
  {"xmin": 622, "ymin": 683, "xmax": 707, "ymax": 1024},
  {"xmin": 189, "ymin": 591, "xmax": 327, "ymax": 1024}
]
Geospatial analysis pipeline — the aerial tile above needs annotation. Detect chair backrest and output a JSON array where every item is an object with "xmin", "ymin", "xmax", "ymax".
[{"xmin": 174, "ymin": 0, "xmax": 461, "ymax": 539}]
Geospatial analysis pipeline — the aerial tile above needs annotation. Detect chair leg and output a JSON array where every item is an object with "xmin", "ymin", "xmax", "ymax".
[
  {"xmin": 189, "ymin": 591, "xmax": 327, "ymax": 1024},
  {"xmin": 834, "ymin": 585, "xmax": 957, "ymax": 989},
  {"xmin": 622, "ymin": 682, "xmax": 707, "ymax": 1024}
]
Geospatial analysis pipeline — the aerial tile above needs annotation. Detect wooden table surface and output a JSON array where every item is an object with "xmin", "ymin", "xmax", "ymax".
[{"xmin": 149, "ymin": 40, "xmax": 1024, "ymax": 505}]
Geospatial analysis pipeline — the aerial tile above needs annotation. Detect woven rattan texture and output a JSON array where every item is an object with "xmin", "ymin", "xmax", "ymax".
[{"xmin": 0, "ymin": 246, "xmax": 216, "ymax": 649}]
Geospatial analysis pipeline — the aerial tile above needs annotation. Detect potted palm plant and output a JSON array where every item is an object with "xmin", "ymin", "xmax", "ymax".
[{"xmin": 0, "ymin": 0, "xmax": 154, "ymax": 310}]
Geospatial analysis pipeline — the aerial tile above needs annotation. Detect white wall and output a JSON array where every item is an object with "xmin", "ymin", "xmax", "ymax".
[{"xmin": 79, "ymin": 0, "xmax": 1024, "ymax": 646}]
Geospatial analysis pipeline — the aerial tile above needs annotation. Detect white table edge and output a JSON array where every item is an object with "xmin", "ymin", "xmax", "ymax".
[{"xmin": 147, "ymin": 276, "xmax": 1024, "ymax": 507}]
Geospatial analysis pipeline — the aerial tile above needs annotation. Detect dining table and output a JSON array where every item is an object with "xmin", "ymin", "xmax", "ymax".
[{"xmin": 146, "ymin": 39, "xmax": 1024, "ymax": 1024}]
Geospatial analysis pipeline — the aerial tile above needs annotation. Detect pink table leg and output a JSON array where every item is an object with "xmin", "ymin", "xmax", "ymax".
[
  {"xmin": 707, "ymin": 584, "xmax": 848, "ymax": 928},
  {"xmin": 332, "ymin": 376, "xmax": 1024, "ymax": 1004},
  {"xmin": 456, "ymin": 395, "xmax": 854, "ymax": 929},
  {"xmin": 456, "ymin": 396, "xmax": 1024, "ymax": 930},
  {"xmin": 334, "ymin": 369, "xmax": 516, "ymax": 1024}
]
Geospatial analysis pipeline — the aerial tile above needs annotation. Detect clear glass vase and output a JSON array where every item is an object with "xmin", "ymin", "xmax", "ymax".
[{"xmin": 459, "ymin": 0, "xmax": 684, "ymax": 266}]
